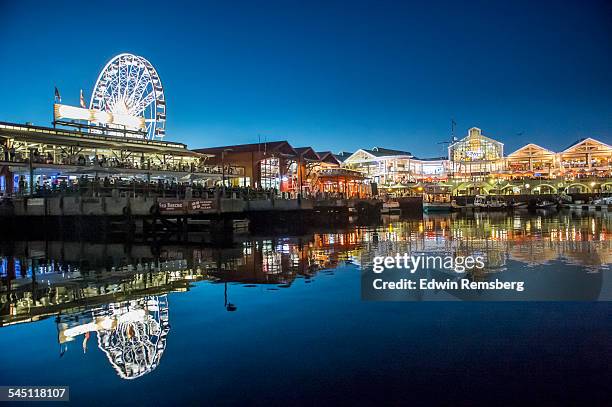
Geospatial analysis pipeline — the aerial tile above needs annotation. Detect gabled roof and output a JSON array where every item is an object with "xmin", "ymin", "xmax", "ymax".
[
  {"xmin": 343, "ymin": 147, "xmax": 413, "ymax": 164},
  {"xmin": 343, "ymin": 149, "xmax": 377, "ymax": 163},
  {"xmin": 508, "ymin": 143, "xmax": 555, "ymax": 157},
  {"xmin": 294, "ymin": 147, "xmax": 320, "ymax": 161},
  {"xmin": 563, "ymin": 137, "xmax": 612, "ymax": 153},
  {"xmin": 450, "ymin": 127, "xmax": 503, "ymax": 149},
  {"xmin": 195, "ymin": 140, "xmax": 297, "ymax": 157},
  {"xmin": 333, "ymin": 151, "xmax": 353, "ymax": 163},
  {"xmin": 316, "ymin": 151, "xmax": 341, "ymax": 165}
]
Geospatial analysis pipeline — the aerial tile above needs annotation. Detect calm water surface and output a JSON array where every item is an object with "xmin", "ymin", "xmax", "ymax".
[{"xmin": 1, "ymin": 211, "xmax": 611, "ymax": 406}]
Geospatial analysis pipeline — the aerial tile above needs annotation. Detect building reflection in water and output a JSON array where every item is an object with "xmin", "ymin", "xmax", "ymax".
[{"xmin": 0, "ymin": 211, "xmax": 609, "ymax": 379}]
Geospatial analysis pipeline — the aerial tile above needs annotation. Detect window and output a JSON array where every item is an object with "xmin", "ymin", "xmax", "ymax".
[{"xmin": 260, "ymin": 158, "xmax": 280, "ymax": 189}]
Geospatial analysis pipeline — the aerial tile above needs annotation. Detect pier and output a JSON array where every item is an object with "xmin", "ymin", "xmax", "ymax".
[{"xmin": 0, "ymin": 191, "xmax": 381, "ymax": 242}]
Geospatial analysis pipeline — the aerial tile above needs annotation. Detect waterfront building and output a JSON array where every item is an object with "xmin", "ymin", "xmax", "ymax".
[
  {"xmin": 506, "ymin": 138, "xmax": 612, "ymax": 179},
  {"xmin": 0, "ymin": 121, "xmax": 243, "ymax": 196},
  {"xmin": 503, "ymin": 138, "xmax": 612, "ymax": 193},
  {"xmin": 506, "ymin": 143, "xmax": 557, "ymax": 176},
  {"xmin": 448, "ymin": 127, "xmax": 505, "ymax": 179},
  {"xmin": 558, "ymin": 138, "xmax": 611, "ymax": 175},
  {"xmin": 194, "ymin": 142, "xmax": 368, "ymax": 197},
  {"xmin": 0, "ymin": 116, "xmax": 609, "ymax": 198},
  {"xmin": 341, "ymin": 147, "xmax": 448, "ymax": 192},
  {"xmin": 342, "ymin": 127, "xmax": 611, "ymax": 195},
  {"xmin": 195, "ymin": 141, "xmax": 296, "ymax": 190}
]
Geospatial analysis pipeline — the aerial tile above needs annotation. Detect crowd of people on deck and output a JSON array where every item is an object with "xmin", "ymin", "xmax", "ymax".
[
  {"xmin": 5, "ymin": 174, "xmax": 357, "ymax": 201},
  {"xmin": 9, "ymin": 175, "xmax": 281, "ymax": 200},
  {"xmin": 0, "ymin": 144, "xmax": 244, "ymax": 175}
]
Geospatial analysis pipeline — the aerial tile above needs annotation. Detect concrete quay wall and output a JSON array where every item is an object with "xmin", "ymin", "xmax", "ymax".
[{"xmin": 1, "ymin": 196, "xmax": 372, "ymax": 217}]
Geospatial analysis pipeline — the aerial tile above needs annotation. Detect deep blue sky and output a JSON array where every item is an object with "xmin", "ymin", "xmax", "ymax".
[{"xmin": 1, "ymin": 0, "xmax": 610, "ymax": 156}]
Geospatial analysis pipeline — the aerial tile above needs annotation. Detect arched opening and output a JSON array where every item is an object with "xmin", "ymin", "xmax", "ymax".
[
  {"xmin": 532, "ymin": 184, "xmax": 557, "ymax": 194},
  {"xmin": 566, "ymin": 183, "xmax": 590, "ymax": 193},
  {"xmin": 600, "ymin": 182, "xmax": 612, "ymax": 192},
  {"xmin": 501, "ymin": 184, "xmax": 520, "ymax": 195}
]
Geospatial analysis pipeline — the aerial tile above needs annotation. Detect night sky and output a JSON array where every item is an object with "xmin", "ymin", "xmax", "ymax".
[{"xmin": 0, "ymin": 0, "xmax": 610, "ymax": 157}]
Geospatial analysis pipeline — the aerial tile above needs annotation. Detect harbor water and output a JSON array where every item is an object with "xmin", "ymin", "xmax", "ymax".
[{"xmin": 0, "ymin": 211, "xmax": 610, "ymax": 405}]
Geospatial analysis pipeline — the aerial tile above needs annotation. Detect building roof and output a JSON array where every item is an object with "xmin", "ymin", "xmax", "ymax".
[
  {"xmin": 365, "ymin": 147, "xmax": 412, "ymax": 157},
  {"xmin": 508, "ymin": 143, "xmax": 555, "ymax": 157},
  {"xmin": 342, "ymin": 147, "xmax": 412, "ymax": 164},
  {"xmin": 333, "ymin": 151, "xmax": 353, "ymax": 162},
  {"xmin": 316, "ymin": 151, "xmax": 341, "ymax": 165},
  {"xmin": 563, "ymin": 137, "xmax": 612, "ymax": 152},
  {"xmin": 0, "ymin": 121, "xmax": 202, "ymax": 157},
  {"xmin": 449, "ymin": 127, "xmax": 504, "ymax": 150},
  {"xmin": 194, "ymin": 140, "xmax": 297, "ymax": 157},
  {"xmin": 564, "ymin": 138, "xmax": 588, "ymax": 151},
  {"xmin": 294, "ymin": 147, "xmax": 320, "ymax": 161}
]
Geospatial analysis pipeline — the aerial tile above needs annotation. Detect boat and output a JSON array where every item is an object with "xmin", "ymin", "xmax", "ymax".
[
  {"xmin": 381, "ymin": 200, "xmax": 401, "ymax": 214},
  {"xmin": 451, "ymin": 199, "xmax": 472, "ymax": 210},
  {"xmin": 473, "ymin": 195, "xmax": 508, "ymax": 210},
  {"xmin": 534, "ymin": 199, "xmax": 557, "ymax": 209},
  {"xmin": 592, "ymin": 196, "xmax": 612, "ymax": 205},
  {"xmin": 557, "ymin": 193, "xmax": 573, "ymax": 204},
  {"xmin": 473, "ymin": 195, "xmax": 488, "ymax": 210},
  {"xmin": 423, "ymin": 186, "xmax": 452, "ymax": 212},
  {"xmin": 508, "ymin": 200, "xmax": 528, "ymax": 209}
]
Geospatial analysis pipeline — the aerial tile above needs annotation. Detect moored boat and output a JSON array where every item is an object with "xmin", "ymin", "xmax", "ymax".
[
  {"xmin": 534, "ymin": 199, "xmax": 557, "ymax": 210},
  {"xmin": 592, "ymin": 196, "xmax": 612, "ymax": 205},
  {"xmin": 474, "ymin": 195, "xmax": 509, "ymax": 211},
  {"xmin": 423, "ymin": 186, "xmax": 452, "ymax": 212}
]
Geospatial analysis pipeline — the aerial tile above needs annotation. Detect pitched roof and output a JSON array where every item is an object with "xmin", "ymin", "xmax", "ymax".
[
  {"xmin": 316, "ymin": 151, "xmax": 341, "ymax": 165},
  {"xmin": 333, "ymin": 151, "xmax": 354, "ymax": 162},
  {"xmin": 294, "ymin": 147, "xmax": 320, "ymax": 161},
  {"xmin": 563, "ymin": 137, "xmax": 611, "ymax": 152},
  {"xmin": 508, "ymin": 143, "xmax": 555, "ymax": 157},
  {"xmin": 564, "ymin": 138, "xmax": 588, "ymax": 151},
  {"xmin": 450, "ymin": 127, "xmax": 503, "ymax": 149}
]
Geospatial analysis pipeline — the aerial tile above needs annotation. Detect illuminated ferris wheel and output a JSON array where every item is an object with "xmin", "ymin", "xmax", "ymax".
[{"xmin": 90, "ymin": 53, "xmax": 166, "ymax": 140}]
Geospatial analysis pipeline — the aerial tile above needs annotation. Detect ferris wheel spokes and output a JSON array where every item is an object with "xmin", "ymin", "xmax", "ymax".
[{"xmin": 90, "ymin": 53, "xmax": 166, "ymax": 140}]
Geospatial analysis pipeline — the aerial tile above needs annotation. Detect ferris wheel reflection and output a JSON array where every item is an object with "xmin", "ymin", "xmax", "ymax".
[{"xmin": 57, "ymin": 295, "xmax": 170, "ymax": 380}]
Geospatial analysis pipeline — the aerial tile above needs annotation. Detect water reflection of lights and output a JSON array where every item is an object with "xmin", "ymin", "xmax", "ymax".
[
  {"xmin": 1, "ymin": 212, "xmax": 610, "ymax": 377},
  {"xmin": 58, "ymin": 295, "xmax": 170, "ymax": 380}
]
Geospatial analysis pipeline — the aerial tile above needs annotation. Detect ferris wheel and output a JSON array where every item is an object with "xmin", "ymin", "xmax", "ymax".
[{"xmin": 90, "ymin": 53, "xmax": 166, "ymax": 140}]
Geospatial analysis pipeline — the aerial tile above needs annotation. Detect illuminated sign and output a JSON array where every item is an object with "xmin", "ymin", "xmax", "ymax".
[
  {"xmin": 158, "ymin": 199, "xmax": 216, "ymax": 213},
  {"xmin": 54, "ymin": 104, "xmax": 145, "ymax": 130},
  {"xmin": 158, "ymin": 199, "xmax": 185, "ymax": 213},
  {"xmin": 189, "ymin": 199, "xmax": 214, "ymax": 211},
  {"xmin": 465, "ymin": 150, "xmax": 485, "ymax": 160}
]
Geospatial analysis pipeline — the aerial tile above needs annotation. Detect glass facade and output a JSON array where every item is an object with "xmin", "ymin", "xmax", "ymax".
[
  {"xmin": 260, "ymin": 158, "xmax": 280, "ymax": 189},
  {"xmin": 449, "ymin": 127, "xmax": 504, "ymax": 177}
]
